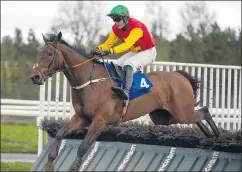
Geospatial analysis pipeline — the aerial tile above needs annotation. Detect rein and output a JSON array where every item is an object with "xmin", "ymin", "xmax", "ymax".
[
  {"xmin": 38, "ymin": 41, "xmax": 129, "ymax": 124},
  {"xmin": 39, "ymin": 42, "xmax": 111, "ymax": 90},
  {"xmin": 71, "ymin": 56, "xmax": 99, "ymax": 69},
  {"xmin": 39, "ymin": 42, "xmax": 100, "ymax": 77}
]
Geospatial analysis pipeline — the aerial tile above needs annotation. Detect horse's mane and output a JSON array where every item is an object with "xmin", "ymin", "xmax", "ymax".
[{"xmin": 47, "ymin": 34, "xmax": 99, "ymax": 63}]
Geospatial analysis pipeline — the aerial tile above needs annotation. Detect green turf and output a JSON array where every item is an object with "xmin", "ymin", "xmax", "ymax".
[
  {"xmin": 1, "ymin": 161, "xmax": 34, "ymax": 171},
  {"xmin": 1, "ymin": 124, "xmax": 47, "ymax": 153}
]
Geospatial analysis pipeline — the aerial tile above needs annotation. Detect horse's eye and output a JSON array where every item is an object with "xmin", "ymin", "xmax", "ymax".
[{"xmin": 48, "ymin": 52, "xmax": 53, "ymax": 56}]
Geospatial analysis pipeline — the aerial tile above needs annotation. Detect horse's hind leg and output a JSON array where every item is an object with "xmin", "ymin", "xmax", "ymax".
[
  {"xmin": 149, "ymin": 108, "xmax": 218, "ymax": 139},
  {"xmin": 167, "ymin": 98, "xmax": 215, "ymax": 138},
  {"xmin": 149, "ymin": 109, "xmax": 176, "ymax": 125},
  {"xmin": 195, "ymin": 106, "xmax": 220, "ymax": 137},
  {"xmin": 44, "ymin": 114, "xmax": 90, "ymax": 171},
  {"xmin": 150, "ymin": 108, "xmax": 214, "ymax": 138},
  {"xmin": 196, "ymin": 121, "xmax": 213, "ymax": 138}
]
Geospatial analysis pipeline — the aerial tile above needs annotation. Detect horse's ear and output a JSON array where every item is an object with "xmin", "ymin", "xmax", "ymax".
[
  {"xmin": 42, "ymin": 33, "xmax": 49, "ymax": 44},
  {"xmin": 56, "ymin": 31, "xmax": 62, "ymax": 43}
]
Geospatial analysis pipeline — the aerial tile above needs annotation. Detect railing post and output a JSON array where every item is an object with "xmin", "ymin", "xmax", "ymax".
[
  {"xmin": 55, "ymin": 73, "xmax": 60, "ymax": 120},
  {"xmin": 38, "ymin": 83, "xmax": 45, "ymax": 156},
  {"xmin": 63, "ymin": 74, "xmax": 67, "ymax": 119}
]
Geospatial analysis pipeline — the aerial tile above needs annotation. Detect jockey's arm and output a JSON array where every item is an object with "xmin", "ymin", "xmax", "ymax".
[
  {"xmin": 97, "ymin": 30, "xmax": 119, "ymax": 50},
  {"xmin": 110, "ymin": 28, "xmax": 143, "ymax": 54}
]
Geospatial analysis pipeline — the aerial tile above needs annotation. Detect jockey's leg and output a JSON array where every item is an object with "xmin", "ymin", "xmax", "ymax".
[
  {"xmin": 111, "ymin": 47, "xmax": 157, "ymax": 100},
  {"xmin": 113, "ymin": 51, "xmax": 135, "ymax": 67},
  {"xmin": 125, "ymin": 47, "xmax": 157, "ymax": 69},
  {"xmin": 123, "ymin": 65, "xmax": 134, "ymax": 99},
  {"xmin": 111, "ymin": 51, "xmax": 135, "ymax": 100},
  {"xmin": 122, "ymin": 47, "xmax": 157, "ymax": 99}
]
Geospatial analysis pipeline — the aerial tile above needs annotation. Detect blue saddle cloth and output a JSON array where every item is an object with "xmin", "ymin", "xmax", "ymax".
[{"xmin": 105, "ymin": 62, "xmax": 153, "ymax": 101}]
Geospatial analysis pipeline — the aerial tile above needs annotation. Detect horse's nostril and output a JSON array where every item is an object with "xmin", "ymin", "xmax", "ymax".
[
  {"xmin": 34, "ymin": 75, "xmax": 40, "ymax": 81},
  {"xmin": 31, "ymin": 75, "xmax": 40, "ymax": 83}
]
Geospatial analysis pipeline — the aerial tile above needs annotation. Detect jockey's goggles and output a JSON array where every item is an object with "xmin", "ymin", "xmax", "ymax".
[{"xmin": 112, "ymin": 16, "xmax": 122, "ymax": 22}]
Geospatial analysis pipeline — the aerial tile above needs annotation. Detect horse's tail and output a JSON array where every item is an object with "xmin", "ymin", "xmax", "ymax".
[{"xmin": 175, "ymin": 70, "xmax": 200, "ymax": 107}]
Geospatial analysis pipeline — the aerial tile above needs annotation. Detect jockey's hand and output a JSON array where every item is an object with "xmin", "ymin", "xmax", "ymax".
[
  {"xmin": 95, "ymin": 50, "xmax": 110, "ymax": 57},
  {"xmin": 90, "ymin": 47, "xmax": 101, "ymax": 57}
]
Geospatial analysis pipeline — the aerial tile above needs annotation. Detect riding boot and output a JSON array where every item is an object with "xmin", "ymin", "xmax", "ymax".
[
  {"xmin": 111, "ymin": 65, "xmax": 133, "ymax": 100},
  {"xmin": 122, "ymin": 67, "xmax": 133, "ymax": 100}
]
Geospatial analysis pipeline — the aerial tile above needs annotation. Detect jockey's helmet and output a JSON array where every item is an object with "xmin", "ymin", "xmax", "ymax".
[{"xmin": 107, "ymin": 5, "xmax": 130, "ymax": 25}]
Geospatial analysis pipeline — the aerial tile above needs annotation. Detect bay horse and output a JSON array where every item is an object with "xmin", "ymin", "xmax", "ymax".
[{"xmin": 30, "ymin": 32, "xmax": 220, "ymax": 171}]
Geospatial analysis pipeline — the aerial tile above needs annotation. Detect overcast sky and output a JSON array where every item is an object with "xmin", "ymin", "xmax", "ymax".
[{"xmin": 1, "ymin": 1, "xmax": 241, "ymax": 43}]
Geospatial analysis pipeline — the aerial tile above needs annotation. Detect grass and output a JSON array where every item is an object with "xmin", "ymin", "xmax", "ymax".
[
  {"xmin": 1, "ymin": 124, "xmax": 47, "ymax": 153},
  {"xmin": 1, "ymin": 161, "xmax": 34, "ymax": 171}
]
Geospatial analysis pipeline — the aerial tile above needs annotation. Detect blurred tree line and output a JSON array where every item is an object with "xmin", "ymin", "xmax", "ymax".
[{"xmin": 1, "ymin": 1, "xmax": 241, "ymax": 102}]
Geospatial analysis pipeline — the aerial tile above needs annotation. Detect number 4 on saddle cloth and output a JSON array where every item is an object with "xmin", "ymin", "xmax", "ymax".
[{"xmin": 105, "ymin": 62, "xmax": 153, "ymax": 101}]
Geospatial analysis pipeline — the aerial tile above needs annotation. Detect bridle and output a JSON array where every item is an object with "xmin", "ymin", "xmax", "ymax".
[
  {"xmin": 33, "ymin": 41, "xmax": 111, "ymax": 91},
  {"xmin": 34, "ymin": 42, "xmax": 99, "ymax": 81},
  {"xmin": 46, "ymin": 42, "xmax": 60, "ymax": 76},
  {"xmin": 33, "ymin": 42, "xmax": 60, "ymax": 81}
]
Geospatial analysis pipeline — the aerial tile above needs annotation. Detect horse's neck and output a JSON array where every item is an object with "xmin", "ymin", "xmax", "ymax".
[{"xmin": 60, "ymin": 44, "xmax": 94, "ymax": 87}]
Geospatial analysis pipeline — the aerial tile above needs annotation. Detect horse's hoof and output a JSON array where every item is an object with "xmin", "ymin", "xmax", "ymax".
[
  {"xmin": 68, "ymin": 159, "xmax": 81, "ymax": 171},
  {"xmin": 204, "ymin": 132, "xmax": 214, "ymax": 138},
  {"xmin": 44, "ymin": 163, "xmax": 54, "ymax": 172},
  {"xmin": 68, "ymin": 167, "xmax": 79, "ymax": 172},
  {"xmin": 69, "ymin": 163, "xmax": 81, "ymax": 172}
]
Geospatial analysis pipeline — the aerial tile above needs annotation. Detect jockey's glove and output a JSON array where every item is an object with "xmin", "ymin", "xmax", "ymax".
[
  {"xmin": 96, "ymin": 48, "xmax": 114, "ymax": 57},
  {"xmin": 95, "ymin": 47, "xmax": 101, "ymax": 53},
  {"xmin": 90, "ymin": 47, "xmax": 101, "ymax": 57}
]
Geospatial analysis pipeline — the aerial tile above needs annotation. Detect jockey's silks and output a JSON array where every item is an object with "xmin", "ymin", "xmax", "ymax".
[{"xmin": 97, "ymin": 18, "xmax": 156, "ymax": 53}]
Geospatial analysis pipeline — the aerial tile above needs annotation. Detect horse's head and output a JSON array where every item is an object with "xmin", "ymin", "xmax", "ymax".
[{"xmin": 30, "ymin": 32, "xmax": 65, "ymax": 85}]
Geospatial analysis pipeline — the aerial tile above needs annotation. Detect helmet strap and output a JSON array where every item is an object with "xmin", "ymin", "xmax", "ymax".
[{"xmin": 121, "ymin": 16, "xmax": 129, "ymax": 31}]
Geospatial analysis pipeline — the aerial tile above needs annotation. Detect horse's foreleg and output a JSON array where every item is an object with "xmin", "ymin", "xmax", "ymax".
[
  {"xmin": 44, "ymin": 114, "xmax": 90, "ymax": 172},
  {"xmin": 68, "ymin": 118, "xmax": 106, "ymax": 172}
]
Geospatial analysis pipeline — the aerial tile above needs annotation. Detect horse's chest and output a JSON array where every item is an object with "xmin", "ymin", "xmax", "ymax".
[
  {"xmin": 81, "ymin": 94, "xmax": 100, "ymax": 117},
  {"xmin": 79, "ymin": 85, "xmax": 111, "ymax": 117},
  {"xmin": 82, "ymin": 102, "xmax": 95, "ymax": 117}
]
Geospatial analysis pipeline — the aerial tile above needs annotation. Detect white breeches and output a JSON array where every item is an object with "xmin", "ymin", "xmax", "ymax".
[{"xmin": 114, "ymin": 46, "xmax": 157, "ymax": 71}]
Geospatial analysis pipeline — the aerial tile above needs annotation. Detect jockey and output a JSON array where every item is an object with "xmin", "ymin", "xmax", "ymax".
[{"xmin": 93, "ymin": 4, "xmax": 157, "ymax": 100}]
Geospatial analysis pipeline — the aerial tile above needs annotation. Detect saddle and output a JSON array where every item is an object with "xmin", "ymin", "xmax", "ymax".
[
  {"xmin": 104, "ymin": 61, "xmax": 153, "ymax": 101},
  {"xmin": 106, "ymin": 61, "xmax": 125, "ymax": 81}
]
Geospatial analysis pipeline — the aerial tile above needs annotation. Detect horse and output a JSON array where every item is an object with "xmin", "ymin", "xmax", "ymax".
[{"xmin": 30, "ymin": 32, "xmax": 220, "ymax": 171}]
